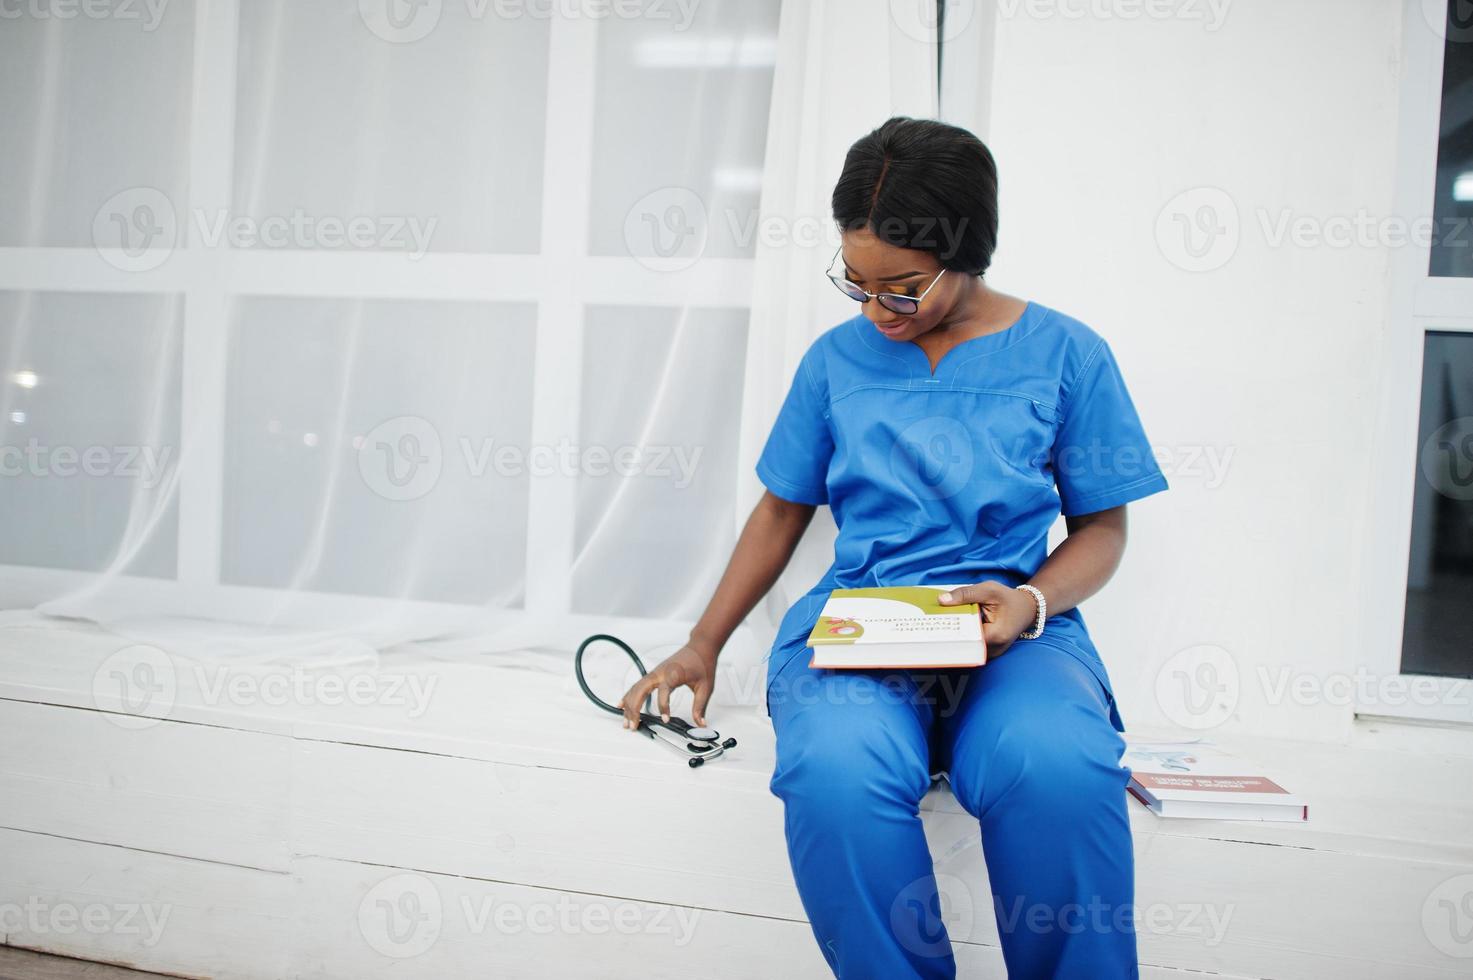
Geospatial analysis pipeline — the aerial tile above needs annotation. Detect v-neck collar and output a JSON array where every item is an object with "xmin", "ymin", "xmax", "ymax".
[{"xmin": 854, "ymin": 300, "xmax": 1042, "ymax": 384}]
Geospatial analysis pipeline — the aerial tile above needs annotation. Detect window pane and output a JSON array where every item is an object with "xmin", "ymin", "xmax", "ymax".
[
  {"xmin": 1403, "ymin": 331, "xmax": 1473, "ymax": 677},
  {"xmin": 222, "ymin": 297, "xmax": 535, "ymax": 603},
  {"xmin": 233, "ymin": 2, "xmax": 549, "ymax": 254},
  {"xmin": 572, "ymin": 306, "xmax": 748, "ymax": 618},
  {"xmin": 1430, "ymin": 4, "xmax": 1473, "ymax": 277},
  {"xmin": 0, "ymin": 291, "xmax": 182, "ymax": 576},
  {"xmin": 588, "ymin": 0, "xmax": 782, "ymax": 262},
  {"xmin": 0, "ymin": 5, "xmax": 194, "ymax": 247}
]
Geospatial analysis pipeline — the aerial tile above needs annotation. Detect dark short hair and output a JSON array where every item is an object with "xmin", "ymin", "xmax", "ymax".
[{"xmin": 831, "ymin": 116, "xmax": 999, "ymax": 276}]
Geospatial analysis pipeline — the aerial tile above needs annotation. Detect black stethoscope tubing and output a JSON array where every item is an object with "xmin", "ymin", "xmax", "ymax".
[{"xmin": 575, "ymin": 632, "xmax": 648, "ymax": 716}]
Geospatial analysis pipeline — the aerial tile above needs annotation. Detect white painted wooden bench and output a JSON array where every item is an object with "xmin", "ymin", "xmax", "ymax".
[{"xmin": 1, "ymin": 616, "xmax": 1469, "ymax": 978}]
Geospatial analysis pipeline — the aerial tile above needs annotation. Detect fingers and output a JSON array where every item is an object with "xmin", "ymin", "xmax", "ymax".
[
  {"xmin": 621, "ymin": 675, "xmax": 654, "ymax": 729},
  {"xmin": 937, "ymin": 580, "xmax": 1007, "ymax": 606},
  {"xmin": 618, "ymin": 653, "xmax": 715, "ymax": 729},
  {"xmin": 691, "ymin": 682, "xmax": 712, "ymax": 728},
  {"xmin": 982, "ymin": 620, "xmax": 1012, "ymax": 658}
]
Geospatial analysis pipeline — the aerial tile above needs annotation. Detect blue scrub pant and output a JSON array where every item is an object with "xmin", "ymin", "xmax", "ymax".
[{"xmin": 767, "ymin": 640, "xmax": 1137, "ymax": 979}]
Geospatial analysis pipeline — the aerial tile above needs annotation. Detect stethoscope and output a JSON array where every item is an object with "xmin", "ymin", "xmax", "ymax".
[{"xmin": 575, "ymin": 633, "xmax": 737, "ymax": 768}]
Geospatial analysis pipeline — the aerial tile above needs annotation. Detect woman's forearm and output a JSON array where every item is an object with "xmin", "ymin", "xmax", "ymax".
[
  {"xmin": 1026, "ymin": 505, "xmax": 1129, "ymax": 618},
  {"xmin": 688, "ymin": 491, "xmax": 817, "ymax": 656}
]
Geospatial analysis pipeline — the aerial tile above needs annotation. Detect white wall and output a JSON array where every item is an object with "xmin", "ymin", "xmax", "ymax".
[{"xmin": 957, "ymin": 0, "xmax": 1407, "ymax": 739}]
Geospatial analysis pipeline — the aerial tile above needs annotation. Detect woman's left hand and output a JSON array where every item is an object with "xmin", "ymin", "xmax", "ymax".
[{"xmin": 936, "ymin": 581, "xmax": 1039, "ymax": 658}]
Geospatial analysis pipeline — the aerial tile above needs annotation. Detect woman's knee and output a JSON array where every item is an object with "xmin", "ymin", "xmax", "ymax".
[{"xmin": 949, "ymin": 698, "xmax": 1127, "ymax": 818}]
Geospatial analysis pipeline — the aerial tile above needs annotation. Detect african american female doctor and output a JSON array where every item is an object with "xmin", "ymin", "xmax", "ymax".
[{"xmin": 619, "ymin": 116, "xmax": 1167, "ymax": 979}]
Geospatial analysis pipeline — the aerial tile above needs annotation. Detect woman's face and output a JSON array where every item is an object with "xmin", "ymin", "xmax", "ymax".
[{"xmin": 836, "ymin": 229, "xmax": 959, "ymax": 342}]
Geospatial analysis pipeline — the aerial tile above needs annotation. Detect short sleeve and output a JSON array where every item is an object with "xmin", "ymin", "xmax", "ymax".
[
  {"xmin": 755, "ymin": 346, "xmax": 834, "ymax": 505},
  {"xmin": 1052, "ymin": 339, "xmax": 1169, "ymax": 517}
]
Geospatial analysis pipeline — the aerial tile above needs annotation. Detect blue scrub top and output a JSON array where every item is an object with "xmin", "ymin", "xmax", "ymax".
[{"xmin": 756, "ymin": 300, "xmax": 1169, "ymax": 728}]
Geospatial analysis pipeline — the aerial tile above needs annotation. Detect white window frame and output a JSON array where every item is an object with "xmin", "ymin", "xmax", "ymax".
[
  {"xmin": 1355, "ymin": 0, "xmax": 1473, "ymax": 725},
  {"xmin": 0, "ymin": 0, "xmax": 758, "ymax": 635}
]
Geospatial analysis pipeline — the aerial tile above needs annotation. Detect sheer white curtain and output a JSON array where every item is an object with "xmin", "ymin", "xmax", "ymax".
[
  {"xmin": 0, "ymin": 0, "xmax": 938, "ymax": 687},
  {"xmin": 738, "ymin": 0, "xmax": 939, "ymax": 661}
]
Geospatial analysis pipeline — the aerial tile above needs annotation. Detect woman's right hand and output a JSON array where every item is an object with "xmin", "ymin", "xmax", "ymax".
[{"xmin": 618, "ymin": 642, "xmax": 719, "ymax": 730}]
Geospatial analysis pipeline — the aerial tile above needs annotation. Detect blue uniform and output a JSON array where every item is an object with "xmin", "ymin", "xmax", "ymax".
[{"xmin": 756, "ymin": 300, "xmax": 1168, "ymax": 978}]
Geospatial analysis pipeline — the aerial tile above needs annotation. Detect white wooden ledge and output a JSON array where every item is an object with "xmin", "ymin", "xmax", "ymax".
[{"xmin": 1, "ymin": 618, "xmax": 1470, "ymax": 978}]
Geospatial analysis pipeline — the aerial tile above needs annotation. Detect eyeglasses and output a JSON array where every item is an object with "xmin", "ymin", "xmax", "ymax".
[{"xmin": 825, "ymin": 245, "xmax": 947, "ymax": 315}]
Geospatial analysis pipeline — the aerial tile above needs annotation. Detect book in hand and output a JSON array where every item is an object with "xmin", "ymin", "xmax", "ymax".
[
  {"xmin": 1122, "ymin": 739, "xmax": 1308, "ymax": 822},
  {"xmin": 805, "ymin": 585, "xmax": 987, "ymax": 669}
]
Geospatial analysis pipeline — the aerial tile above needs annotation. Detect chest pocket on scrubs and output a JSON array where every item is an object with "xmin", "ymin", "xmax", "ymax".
[{"xmin": 971, "ymin": 396, "xmax": 1063, "ymax": 541}]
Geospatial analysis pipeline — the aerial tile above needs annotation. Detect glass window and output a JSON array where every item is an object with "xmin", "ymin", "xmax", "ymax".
[
  {"xmin": 1430, "ymin": 4, "xmax": 1473, "ymax": 277},
  {"xmin": 1403, "ymin": 331, "xmax": 1473, "ymax": 677},
  {"xmin": 222, "ymin": 297, "xmax": 536, "ymax": 604},
  {"xmin": 0, "ymin": 291, "xmax": 182, "ymax": 576},
  {"xmin": 0, "ymin": 6, "xmax": 195, "ymax": 247},
  {"xmin": 233, "ymin": 3, "xmax": 550, "ymax": 254},
  {"xmin": 587, "ymin": 0, "xmax": 782, "ymax": 262}
]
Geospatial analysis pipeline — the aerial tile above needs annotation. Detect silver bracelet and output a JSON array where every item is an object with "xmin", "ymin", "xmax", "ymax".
[{"xmin": 1016, "ymin": 584, "xmax": 1046, "ymax": 639}]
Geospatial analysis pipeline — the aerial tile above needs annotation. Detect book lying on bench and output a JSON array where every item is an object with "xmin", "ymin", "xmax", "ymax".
[
  {"xmin": 805, "ymin": 585, "xmax": 987, "ymax": 669},
  {"xmin": 1122, "ymin": 739, "xmax": 1308, "ymax": 822}
]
